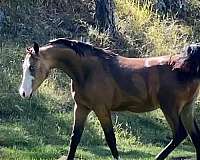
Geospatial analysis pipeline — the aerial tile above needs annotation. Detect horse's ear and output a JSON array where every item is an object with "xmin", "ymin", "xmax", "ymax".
[{"xmin": 33, "ymin": 42, "xmax": 39, "ymax": 55}]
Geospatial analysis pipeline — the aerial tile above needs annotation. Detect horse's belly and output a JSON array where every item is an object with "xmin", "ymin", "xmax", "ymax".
[
  {"xmin": 111, "ymin": 104, "xmax": 158, "ymax": 112},
  {"xmin": 111, "ymin": 96, "xmax": 159, "ymax": 113},
  {"xmin": 127, "ymin": 105, "xmax": 159, "ymax": 113}
]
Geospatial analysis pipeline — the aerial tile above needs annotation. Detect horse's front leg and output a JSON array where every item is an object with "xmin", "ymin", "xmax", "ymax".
[
  {"xmin": 95, "ymin": 107, "xmax": 119, "ymax": 160},
  {"xmin": 67, "ymin": 103, "xmax": 91, "ymax": 160}
]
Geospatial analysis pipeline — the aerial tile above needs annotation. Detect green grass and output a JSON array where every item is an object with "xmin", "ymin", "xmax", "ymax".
[{"xmin": 0, "ymin": 144, "xmax": 195, "ymax": 160}]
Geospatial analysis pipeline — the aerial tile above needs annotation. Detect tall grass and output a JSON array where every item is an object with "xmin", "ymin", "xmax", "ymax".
[{"xmin": 115, "ymin": 0, "xmax": 191, "ymax": 56}]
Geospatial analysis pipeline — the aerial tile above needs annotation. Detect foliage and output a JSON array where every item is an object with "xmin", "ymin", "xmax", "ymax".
[{"xmin": 115, "ymin": 0, "xmax": 191, "ymax": 56}]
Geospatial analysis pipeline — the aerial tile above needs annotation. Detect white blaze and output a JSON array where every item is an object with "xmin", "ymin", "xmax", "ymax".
[{"xmin": 19, "ymin": 56, "xmax": 35, "ymax": 98}]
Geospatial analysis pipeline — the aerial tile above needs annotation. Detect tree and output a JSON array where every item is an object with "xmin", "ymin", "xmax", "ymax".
[{"xmin": 95, "ymin": 0, "xmax": 117, "ymax": 35}]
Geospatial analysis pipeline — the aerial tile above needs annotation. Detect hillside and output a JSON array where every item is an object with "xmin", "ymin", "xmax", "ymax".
[{"xmin": 1, "ymin": 0, "xmax": 200, "ymax": 159}]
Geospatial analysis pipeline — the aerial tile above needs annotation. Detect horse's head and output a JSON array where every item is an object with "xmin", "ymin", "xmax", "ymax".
[
  {"xmin": 19, "ymin": 42, "xmax": 50, "ymax": 98},
  {"xmin": 173, "ymin": 43, "xmax": 200, "ymax": 78}
]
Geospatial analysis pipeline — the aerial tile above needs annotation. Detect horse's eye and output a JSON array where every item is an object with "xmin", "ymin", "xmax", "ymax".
[{"xmin": 29, "ymin": 66, "xmax": 34, "ymax": 72}]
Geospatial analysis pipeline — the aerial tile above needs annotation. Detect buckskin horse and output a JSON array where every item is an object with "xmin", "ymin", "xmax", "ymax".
[{"xmin": 19, "ymin": 38, "xmax": 200, "ymax": 160}]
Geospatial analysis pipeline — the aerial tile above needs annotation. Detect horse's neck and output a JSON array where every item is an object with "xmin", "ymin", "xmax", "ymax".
[{"xmin": 46, "ymin": 47, "xmax": 90, "ymax": 84}]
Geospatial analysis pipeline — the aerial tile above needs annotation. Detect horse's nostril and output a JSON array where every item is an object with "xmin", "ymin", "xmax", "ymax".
[{"xmin": 22, "ymin": 92, "xmax": 25, "ymax": 97}]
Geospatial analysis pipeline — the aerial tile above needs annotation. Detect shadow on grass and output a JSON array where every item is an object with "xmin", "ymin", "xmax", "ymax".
[
  {"xmin": 120, "ymin": 150, "xmax": 154, "ymax": 159},
  {"xmin": 0, "ymin": 94, "xmax": 69, "ymax": 146},
  {"xmin": 76, "ymin": 145, "xmax": 155, "ymax": 159},
  {"xmin": 113, "ymin": 111, "xmax": 170, "ymax": 146}
]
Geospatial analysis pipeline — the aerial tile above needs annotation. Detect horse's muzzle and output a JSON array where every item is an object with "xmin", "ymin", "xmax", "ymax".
[{"xmin": 19, "ymin": 89, "xmax": 33, "ymax": 99}]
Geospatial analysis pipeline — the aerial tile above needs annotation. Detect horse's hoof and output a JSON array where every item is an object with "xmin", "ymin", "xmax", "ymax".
[{"xmin": 57, "ymin": 155, "xmax": 67, "ymax": 160}]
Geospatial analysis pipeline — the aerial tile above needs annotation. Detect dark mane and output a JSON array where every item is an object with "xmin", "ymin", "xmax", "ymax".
[{"xmin": 48, "ymin": 38, "xmax": 118, "ymax": 59}]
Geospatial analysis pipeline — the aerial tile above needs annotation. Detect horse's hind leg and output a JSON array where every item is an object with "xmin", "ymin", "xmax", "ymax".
[
  {"xmin": 156, "ymin": 103, "xmax": 188, "ymax": 160},
  {"xmin": 180, "ymin": 103, "xmax": 200, "ymax": 160},
  {"xmin": 156, "ymin": 118, "xmax": 187, "ymax": 160}
]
